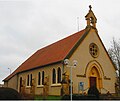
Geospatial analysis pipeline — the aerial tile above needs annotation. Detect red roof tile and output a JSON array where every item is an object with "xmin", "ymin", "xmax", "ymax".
[{"xmin": 3, "ymin": 29, "xmax": 85, "ymax": 81}]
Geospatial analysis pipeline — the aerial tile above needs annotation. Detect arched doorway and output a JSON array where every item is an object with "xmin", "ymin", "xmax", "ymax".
[{"xmin": 89, "ymin": 66, "xmax": 102, "ymax": 90}]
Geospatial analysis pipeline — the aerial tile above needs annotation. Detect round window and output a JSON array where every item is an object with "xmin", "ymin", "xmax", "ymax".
[{"xmin": 89, "ymin": 43, "xmax": 99, "ymax": 58}]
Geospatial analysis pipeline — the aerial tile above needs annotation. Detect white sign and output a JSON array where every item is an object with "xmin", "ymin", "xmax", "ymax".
[{"xmin": 79, "ymin": 82, "xmax": 84, "ymax": 91}]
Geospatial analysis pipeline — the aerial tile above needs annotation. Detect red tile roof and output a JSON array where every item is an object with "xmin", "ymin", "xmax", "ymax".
[{"xmin": 3, "ymin": 29, "xmax": 85, "ymax": 81}]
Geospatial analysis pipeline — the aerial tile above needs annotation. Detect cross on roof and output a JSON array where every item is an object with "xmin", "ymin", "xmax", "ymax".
[{"xmin": 89, "ymin": 5, "xmax": 92, "ymax": 10}]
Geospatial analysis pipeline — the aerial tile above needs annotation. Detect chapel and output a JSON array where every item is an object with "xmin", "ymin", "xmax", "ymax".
[{"xmin": 3, "ymin": 6, "xmax": 116, "ymax": 96}]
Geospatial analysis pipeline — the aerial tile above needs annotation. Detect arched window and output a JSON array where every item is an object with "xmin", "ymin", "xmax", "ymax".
[
  {"xmin": 19, "ymin": 77, "xmax": 22, "ymax": 92},
  {"xmin": 30, "ymin": 74, "xmax": 32, "ymax": 86},
  {"xmin": 27, "ymin": 75, "xmax": 29, "ymax": 86},
  {"xmin": 57, "ymin": 68, "xmax": 61, "ymax": 83},
  {"xmin": 52, "ymin": 69, "xmax": 56, "ymax": 84},
  {"xmin": 42, "ymin": 71, "xmax": 44, "ymax": 85},
  {"xmin": 20, "ymin": 77, "xmax": 22, "ymax": 87},
  {"xmin": 38, "ymin": 72, "xmax": 41, "ymax": 85}
]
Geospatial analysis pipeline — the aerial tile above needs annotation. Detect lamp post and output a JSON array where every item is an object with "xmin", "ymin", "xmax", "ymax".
[
  {"xmin": 8, "ymin": 68, "xmax": 11, "ymax": 74},
  {"xmin": 64, "ymin": 59, "xmax": 77, "ymax": 101}
]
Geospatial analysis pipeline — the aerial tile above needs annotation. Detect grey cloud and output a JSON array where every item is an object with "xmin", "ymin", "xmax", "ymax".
[{"xmin": 0, "ymin": 0, "xmax": 120, "ymax": 83}]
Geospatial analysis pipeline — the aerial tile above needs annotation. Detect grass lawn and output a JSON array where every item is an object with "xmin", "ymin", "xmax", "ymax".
[{"xmin": 35, "ymin": 95, "xmax": 61, "ymax": 100}]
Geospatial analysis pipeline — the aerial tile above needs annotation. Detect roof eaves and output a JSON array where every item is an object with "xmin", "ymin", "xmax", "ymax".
[
  {"xmin": 19, "ymin": 60, "xmax": 63, "ymax": 74},
  {"xmin": 3, "ymin": 60, "xmax": 63, "ymax": 82},
  {"xmin": 3, "ymin": 73, "xmax": 16, "ymax": 82},
  {"xmin": 95, "ymin": 30, "xmax": 117, "ymax": 70}
]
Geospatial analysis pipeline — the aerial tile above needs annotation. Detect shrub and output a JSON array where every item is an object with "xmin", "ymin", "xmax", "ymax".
[
  {"xmin": 61, "ymin": 95, "xmax": 70, "ymax": 100},
  {"xmin": 0, "ymin": 87, "xmax": 22, "ymax": 100}
]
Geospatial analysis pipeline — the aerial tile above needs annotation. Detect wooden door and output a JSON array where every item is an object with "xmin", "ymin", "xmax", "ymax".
[{"xmin": 90, "ymin": 77, "xmax": 96, "ymax": 87}]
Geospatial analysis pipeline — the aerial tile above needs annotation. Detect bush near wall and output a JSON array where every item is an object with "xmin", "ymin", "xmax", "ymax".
[{"xmin": 0, "ymin": 87, "xmax": 23, "ymax": 100}]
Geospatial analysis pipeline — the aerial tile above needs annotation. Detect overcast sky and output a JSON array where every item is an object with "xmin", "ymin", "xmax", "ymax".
[{"xmin": 0, "ymin": 0, "xmax": 120, "ymax": 84}]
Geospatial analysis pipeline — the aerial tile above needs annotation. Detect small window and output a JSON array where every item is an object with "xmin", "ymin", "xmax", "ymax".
[
  {"xmin": 38, "ymin": 72, "xmax": 41, "ymax": 85},
  {"xmin": 20, "ymin": 77, "xmax": 22, "ymax": 87},
  {"xmin": 57, "ymin": 68, "xmax": 61, "ymax": 83},
  {"xmin": 30, "ymin": 74, "xmax": 32, "ymax": 86},
  {"xmin": 19, "ymin": 77, "xmax": 23, "ymax": 92},
  {"xmin": 52, "ymin": 69, "xmax": 56, "ymax": 84},
  {"xmin": 42, "ymin": 71, "xmax": 44, "ymax": 85},
  {"xmin": 27, "ymin": 75, "xmax": 29, "ymax": 86}
]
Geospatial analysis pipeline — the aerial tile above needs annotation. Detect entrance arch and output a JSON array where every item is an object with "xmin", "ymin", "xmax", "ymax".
[
  {"xmin": 85, "ymin": 61, "xmax": 103, "ymax": 91},
  {"xmin": 89, "ymin": 66, "xmax": 102, "ymax": 90}
]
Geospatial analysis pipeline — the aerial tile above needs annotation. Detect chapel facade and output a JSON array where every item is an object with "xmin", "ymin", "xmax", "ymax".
[{"xmin": 3, "ymin": 6, "xmax": 116, "ymax": 96}]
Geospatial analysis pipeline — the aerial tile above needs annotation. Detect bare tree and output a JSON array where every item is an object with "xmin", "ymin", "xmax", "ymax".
[{"xmin": 108, "ymin": 38, "xmax": 120, "ymax": 94}]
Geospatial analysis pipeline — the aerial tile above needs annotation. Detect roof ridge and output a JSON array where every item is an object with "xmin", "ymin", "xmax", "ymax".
[{"xmin": 38, "ymin": 29, "xmax": 85, "ymax": 52}]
